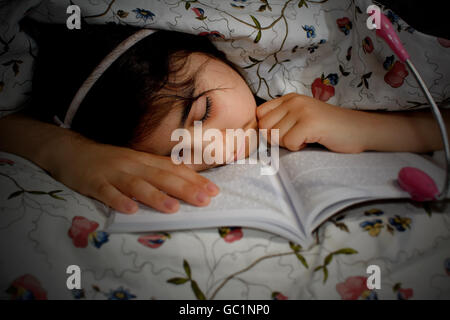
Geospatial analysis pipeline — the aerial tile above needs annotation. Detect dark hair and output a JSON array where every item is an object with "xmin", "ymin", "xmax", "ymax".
[{"xmin": 25, "ymin": 20, "xmax": 244, "ymax": 147}]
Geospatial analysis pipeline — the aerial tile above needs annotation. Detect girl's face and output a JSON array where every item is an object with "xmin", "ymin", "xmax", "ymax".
[{"xmin": 133, "ymin": 53, "xmax": 258, "ymax": 171}]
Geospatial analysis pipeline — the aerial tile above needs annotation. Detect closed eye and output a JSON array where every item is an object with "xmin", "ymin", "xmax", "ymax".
[{"xmin": 200, "ymin": 96, "xmax": 212, "ymax": 122}]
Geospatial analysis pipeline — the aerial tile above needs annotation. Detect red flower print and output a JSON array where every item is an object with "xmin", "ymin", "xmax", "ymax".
[
  {"xmin": 438, "ymin": 37, "xmax": 450, "ymax": 48},
  {"xmin": 362, "ymin": 36, "xmax": 374, "ymax": 54},
  {"xmin": 398, "ymin": 167, "xmax": 438, "ymax": 201},
  {"xmin": 0, "ymin": 158, "xmax": 14, "ymax": 165},
  {"xmin": 192, "ymin": 7, "xmax": 206, "ymax": 20},
  {"xmin": 336, "ymin": 276, "xmax": 368, "ymax": 300},
  {"xmin": 384, "ymin": 61, "xmax": 408, "ymax": 88},
  {"xmin": 337, "ymin": 17, "xmax": 350, "ymax": 27},
  {"xmin": 68, "ymin": 216, "xmax": 99, "ymax": 248},
  {"xmin": 192, "ymin": 7, "xmax": 204, "ymax": 17},
  {"xmin": 397, "ymin": 288, "xmax": 413, "ymax": 300},
  {"xmin": 7, "ymin": 274, "xmax": 47, "ymax": 300},
  {"xmin": 311, "ymin": 77, "xmax": 335, "ymax": 102},
  {"xmin": 393, "ymin": 282, "xmax": 413, "ymax": 300},
  {"xmin": 218, "ymin": 226, "xmax": 243, "ymax": 243},
  {"xmin": 272, "ymin": 291, "xmax": 288, "ymax": 300},
  {"xmin": 198, "ymin": 31, "xmax": 225, "ymax": 39},
  {"xmin": 138, "ymin": 233, "xmax": 170, "ymax": 249},
  {"xmin": 337, "ymin": 17, "xmax": 352, "ymax": 35}
]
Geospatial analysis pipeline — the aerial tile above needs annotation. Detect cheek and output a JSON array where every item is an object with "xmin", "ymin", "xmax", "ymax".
[{"xmin": 214, "ymin": 90, "xmax": 256, "ymax": 129}]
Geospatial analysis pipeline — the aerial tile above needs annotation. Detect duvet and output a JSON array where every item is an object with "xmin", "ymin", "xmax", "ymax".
[{"xmin": 1, "ymin": 0, "xmax": 450, "ymax": 299}]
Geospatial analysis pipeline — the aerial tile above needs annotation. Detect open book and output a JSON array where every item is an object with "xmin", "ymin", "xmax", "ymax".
[{"xmin": 105, "ymin": 147, "xmax": 446, "ymax": 247}]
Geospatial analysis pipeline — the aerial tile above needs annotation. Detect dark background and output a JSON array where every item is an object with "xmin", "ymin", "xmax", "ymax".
[{"xmin": 377, "ymin": 0, "xmax": 450, "ymax": 39}]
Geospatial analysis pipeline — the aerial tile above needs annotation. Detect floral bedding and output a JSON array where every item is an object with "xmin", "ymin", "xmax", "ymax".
[{"xmin": 1, "ymin": 0, "xmax": 450, "ymax": 300}]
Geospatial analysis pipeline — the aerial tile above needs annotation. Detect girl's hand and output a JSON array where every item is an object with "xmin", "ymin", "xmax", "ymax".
[
  {"xmin": 257, "ymin": 93, "xmax": 369, "ymax": 153},
  {"xmin": 51, "ymin": 138, "xmax": 220, "ymax": 214},
  {"xmin": 0, "ymin": 112, "xmax": 219, "ymax": 214}
]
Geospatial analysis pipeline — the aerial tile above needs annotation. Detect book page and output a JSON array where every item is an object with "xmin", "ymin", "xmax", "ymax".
[
  {"xmin": 107, "ymin": 158, "xmax": 302, "ymax": 238},
  {"xmin": 279, "ymin": 147, "xmax": 446, "ymax": 231}
]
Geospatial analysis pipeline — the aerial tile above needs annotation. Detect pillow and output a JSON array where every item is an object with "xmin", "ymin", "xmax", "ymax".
[{"xmin": 1, "ymin": 0, "xmax": 449, "ymax": 121}]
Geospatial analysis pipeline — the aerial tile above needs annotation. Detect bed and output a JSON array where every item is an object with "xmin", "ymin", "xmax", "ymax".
[{"xmin": 1, "ymin": 0, "xmax": 449, "ymax": 300}]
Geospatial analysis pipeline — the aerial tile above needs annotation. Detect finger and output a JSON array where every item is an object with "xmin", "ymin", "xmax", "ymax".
[
  {"xmin": 140, "ymin": 154, "xmax": 220, "ymax": 196},
  {"xmin": 258, "ymin": 103, "xmax": 289, "ymax": 130},
  {"xmin": 184, "ymin": 161, "xmax": 218, "ymax": 172},
  {"xmin": 281, "ymin": 123, "xmax": 309, "ymax": 151},
  {"xmin": 114, "ymin": 173, "xmax": 181, "ymax": 213},
  {"xmin": 256, "ymin": 93, "xmax": 297, "ymax": 118},
  {"xmin": 297, "ymin": 142, "xmax": 308, "ymax": 151},
  {"xmin": 138, "ymin": 167, "xmax": 212, "ymax": 207},
  {"xmin": 270, "ymin": 114, "xmax": 298, "ymax": 143},
  {"xmin": 89, "ymin": 181, "xmax": 140, "ymax": 214},
  {"xmin": 256, "ymin": 97, "xmax": 284, "ymax": 119},
  {"xmin": 168, "ymin": 162, "xmax": 220, "ymax": 196}
]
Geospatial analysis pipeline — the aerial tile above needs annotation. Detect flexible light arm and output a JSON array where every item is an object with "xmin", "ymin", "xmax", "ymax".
[{"xmin": 370, "ymin": 9, "xmax": 449, "ymax": 200}]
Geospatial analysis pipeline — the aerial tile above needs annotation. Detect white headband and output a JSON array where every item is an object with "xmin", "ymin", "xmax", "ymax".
[{"xmin": 54, "ymin": 28, "xmax": 157, "ymax": 129}]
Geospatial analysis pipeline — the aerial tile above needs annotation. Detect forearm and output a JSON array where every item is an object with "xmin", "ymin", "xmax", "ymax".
[
  {"xmin": 360, "ymin": 108, "xmax": 450, "ymax": 153},
  {"xmin": 0, "ymin": 111, "xmax": 220, "ymax": 214},
  {"xmin": 0, "ymin": 111, "xmax": 91, "ymax": 176}
]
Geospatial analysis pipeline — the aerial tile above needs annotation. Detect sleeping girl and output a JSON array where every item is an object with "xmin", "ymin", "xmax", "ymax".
[{"xmin": 0, "ymin": 22, "xmax": 449, "ymax": 215}]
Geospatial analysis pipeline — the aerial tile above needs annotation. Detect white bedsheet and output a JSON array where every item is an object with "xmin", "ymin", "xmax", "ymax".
[{"xmin": 1, "ymin": 0, "xmax": 450, "ymax": 299}]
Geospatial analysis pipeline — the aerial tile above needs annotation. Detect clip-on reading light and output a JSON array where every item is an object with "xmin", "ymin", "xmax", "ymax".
[{"xmin": 369, "ymin": 9, "xmax": 449, "ymax": 202}]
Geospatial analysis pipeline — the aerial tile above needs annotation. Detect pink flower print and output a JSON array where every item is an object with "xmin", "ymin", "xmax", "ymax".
[
  {"xmin": 362, "ymin": 36, "xmax": 374, "ymax": 54},
  {"xmin": 384, "ymin": 61, "xmax": 408, "ymax": 88},
  {"xmin": 68, "ymin": 216, "xmax": 99, "ymax": 248},
  {"xmin": 397, "ymin": 288, "xmax": 413, "ymax": 300},
  {"xmin": 138, "ymin": 233, "xmax": 170, "ymax": 249},
  {"xmin": 192, "ymin": 7, "xmax": 207, "ymax": 20},
  {"xmin": 0, "ymin": 158, "xmax": 14, "ymax": 166},
  {"xmin": 218, "ymin": 226, "xmax": 243, "ymax": 243},
  {"xmin": 198, "ymin": 31, "xmax": 225, "ymax": 39},
  {"xmin": 337, "ymin": 17, "xmax": 352, "ymax": 35},
  {"xmin": 393, "ymin": 282, "xmax": 414, "ymax": 300},
  {"xmin": 438, "ymin": 38, "xmax": 450, "ymax": 48},
  {"xmin": 311, "ymin": 73, "xmax": 339, "ymax": 102},
  {"xmin": 336, "ymin": 276, "xmax": 369, "ymax": 300},
  {"xmin": 7, "ymin": 274, "xmax": 47, "ymax": 300},
  {"xmin": 272, "ymin": 291, "xmax": 288, "ymax": 300},
  {"xmin": 398, "ymin": 167, "xmax": 439, "ymax": 201}
]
